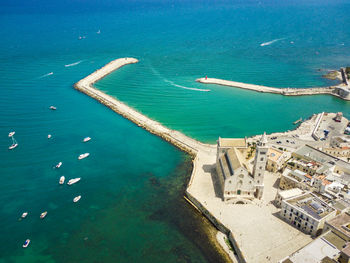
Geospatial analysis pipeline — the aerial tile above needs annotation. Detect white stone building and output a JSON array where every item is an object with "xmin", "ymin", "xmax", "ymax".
[
  {"xmin": 280, "ymin": 192, "xmax": 336, "ymax": 237},
  {"xmin": 216, "ymin": 133, "xmax": 268, "ymax": 203}
]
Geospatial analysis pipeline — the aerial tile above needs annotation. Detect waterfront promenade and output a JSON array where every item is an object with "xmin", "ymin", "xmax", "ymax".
[
  {"xmin": 196, "ymin": 77, "xmax": 350, "ymax": 100},
  {"xmin": 75, "ymin": 58, "xmax": 315, "ymax": 263}
]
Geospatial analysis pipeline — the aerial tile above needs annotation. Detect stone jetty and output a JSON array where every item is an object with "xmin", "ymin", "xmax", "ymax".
[
  {"xmin": 74, "ymin": 58, "xmax": 215, "ymax": 156},
  {"xmin": 197, "ymin": 77, "xmax": 350, "ymax": 100}
]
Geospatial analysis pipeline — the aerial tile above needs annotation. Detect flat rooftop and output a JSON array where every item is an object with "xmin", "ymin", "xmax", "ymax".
[
  {"xmin": 218, "ymin": 138, "xmax": 247, "ymax": 148},
  {"xmin": 279, "ymin": 188, "xmax": 304, "ymax": 200},
  {"xmin": 268, "ymin": 148, "xmax": 283, "ymax": 162},
  {"xmin": 285, "ymin": 193, "xmax": 335, "ymax": 220},
  {"xmin": 326, "ymin": 212, "xmax": 350, "ymax": 239},
  {"xmin": 282, "ymin": 231, "xmax": 344, "ymax": 263}
]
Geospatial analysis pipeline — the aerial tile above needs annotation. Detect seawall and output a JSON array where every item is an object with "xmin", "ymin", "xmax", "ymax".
[
  {"xmin": 196, "ymin": 77, "xmax": 350, "ymax": 100},
  {"xmin": 74, "ymin": 57, "xmax": 247, "ymax": 262},
  {"xmin": 74, "ymin": 58, "xmax": 216, "ymax": 157}
]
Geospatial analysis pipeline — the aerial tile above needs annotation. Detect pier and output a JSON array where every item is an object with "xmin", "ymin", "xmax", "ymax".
[{"xmin": 196, "ymin": 77, "xmax": 350, "ymax": 100}]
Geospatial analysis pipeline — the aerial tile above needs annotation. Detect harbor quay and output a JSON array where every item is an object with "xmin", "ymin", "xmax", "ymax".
[
  {"xmin": 75, "ymin": 58, "xmax": 350, "ymax": 263},
  {"xmin": 196, "ymin": 77, "xmax": 350, "ymax": 100}
]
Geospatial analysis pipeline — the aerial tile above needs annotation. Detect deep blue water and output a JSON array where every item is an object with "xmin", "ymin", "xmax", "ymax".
[{"xmin": 0, "ymin": 0, "xmax": 350, "ymax": 262}]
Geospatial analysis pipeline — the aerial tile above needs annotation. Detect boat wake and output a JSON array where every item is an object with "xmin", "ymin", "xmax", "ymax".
[
  {"xmin": 164, "ymin": 79, "xmax": 210, "ymax": 92},
  {"xmin": 260, "ymin": 37, "xmax": 286, "ymax": 47},
  {"xmin": 150, "ymin": 65, "xmax": 210, "ymax": 92},
  {"xmin": 65, "ymin": 60, "xmax": 83, "ymax": 67},
  {"xmin": 38, "ymin": 72, "xmax": 53, "ymax": 78}
]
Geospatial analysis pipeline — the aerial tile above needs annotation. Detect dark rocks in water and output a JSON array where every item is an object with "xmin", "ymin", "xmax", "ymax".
[
  {"xmin": 323, "ymin": 70, "xmax": 340, "ymax": 80},
  {"xmin": 149, "ymin": 176, "xmax": 161, "ymax": 187}
]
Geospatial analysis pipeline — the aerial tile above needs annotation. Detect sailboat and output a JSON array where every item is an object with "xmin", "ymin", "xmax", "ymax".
[{"xmin": 9, "ymin": 136, "xmax": 18, "ymax": 150}]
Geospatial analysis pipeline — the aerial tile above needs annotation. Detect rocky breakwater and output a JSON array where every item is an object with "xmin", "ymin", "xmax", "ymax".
[
  {"xmin": 196, "ymin": 77, "xmax": 350, "ymax": 100},
  {"xmin": 74, "ymin": 58, "xmax": 215, "ymax": 157}
]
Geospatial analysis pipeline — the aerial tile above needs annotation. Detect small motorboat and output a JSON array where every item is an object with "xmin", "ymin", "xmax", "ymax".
[
  {"xmin": 9, "ymin": 143, "xmax": 18, "ymax": 150},
  {"xmin": 73, "ymin": 195, "xmax": 81, "ymax": 203},
  {"xmin": 83, "ymin": 137, "xmax": 91, "ymax": 142},
  {"xmin": 59, "ymin": 176, "xmax": 65, "ymax": 185},
  {"xmin": 9, "ymin": 135, "xmax": 18, "ymax": 150},
  {"xmin": 8, "ymin": 131, "xmax": 15, "ymax": 137},
  {"xmin": 55, "ymin": 162, "xmax": 62, "ymax": 169},
  {"xmin": 67, "ymin": 178, "xmax": 81, "ymax": 185},
  {"xmin": 40, "ymin": 211, "xmax": 47, "ymax": 219},
  {"xmin": 23, "ymin": 239, "xmax": 30, "ymax": 248},
  {"xmin": 21, "ymin": 212, "xmax": 28, "ymax": 218},
  {"xmin": 48, "ymin": 134, "xmax": 52, "ymax": 139},
  {"xmin": 78, "ymin": 153, "xmax": 90, "ymax": 160},
  {"xmin": 49, "ymin": 106, "xmax": 57, "ymax": 110}
]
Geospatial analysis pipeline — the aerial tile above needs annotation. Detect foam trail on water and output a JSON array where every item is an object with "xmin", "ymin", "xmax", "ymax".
[
  {"xmin": 65, "ymin": 60, "xmax": 83, "ymax": 67},
  {"xmin": 164, "ymin": 79, "xmax": 210, "ymax": 92},
  {"xmin": 38, "ymin": 72, "xmax": 53, "ymax": 78},
  {"xmin": 150, "ymin": 65, "xmax": 210, "ymax": 92},
  {"xmin": 260, "ymin": 37, "xmax": 286, "ymax": 47}
]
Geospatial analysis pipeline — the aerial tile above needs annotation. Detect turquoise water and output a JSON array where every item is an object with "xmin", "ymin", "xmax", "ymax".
[{"xmin": 1, "ymin": 1, "xmax": 350, "ymax": 262}]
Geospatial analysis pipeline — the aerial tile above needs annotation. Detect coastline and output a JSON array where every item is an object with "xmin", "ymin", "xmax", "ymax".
[
  {"xmin": 74, "ymin": 58, "xmax": 338, "ymax": 262},
  {"xmin": 196, "ymin": 77, "xmax": 350, "ymax": 100},
  {"xmin": 74, "ymin": 58, "xmax": 232, "ymax": 261}
]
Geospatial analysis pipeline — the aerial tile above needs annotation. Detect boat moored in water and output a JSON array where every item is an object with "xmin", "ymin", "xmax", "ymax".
[
  {"xmin": 23, "ymin": 239, "xmax": 30, "ymax": 248},
  {"xmin": 40, "ymin": 211, "xmax": 47, "ymax": 219},
  {"xmin": 9, "ymin": 136, "xmax": 18, "ymax": 150},
  {"xmin": 49, "ymin": 106, "xmax": 57, "ymax": 110},
  {"xmin": 48, "ymin": 134, "xmax": 52, "ymax": 139},
  {"xmin": 9, "ymin": 143, "xmax": 18, "ymax": 150},
  {"xmin": 67, "ymin": 178, "xmax": 81, "ymax": 185},
  {"xmin": 21, "ymin": 212, "xmax": 28, "ymax": 218},
  {"xmin": 8, "ymin": 131, "xmax": 15, "ymax": 137},
  {"xmin": 73, "ymin": 195, "xmax": 81, "ymax": 203},
  {"xmin": 59, "ymin": 176, "xmax": 65, "ymax": 185},
  {"xmin": 78, "ymin": 153, "xmax": 90, "ymax": 160},
  {"xmin": 83, "ymin": 137, "xmax": 91, "ymax": 142},
  {"xmin": 55, "ymin": 162, "xmax": 62, "ymax": 169}
]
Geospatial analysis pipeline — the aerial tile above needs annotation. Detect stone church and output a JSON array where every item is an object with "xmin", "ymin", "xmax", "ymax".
[{"xmin": 216, "ymin": 133, "xmax": 268, "ymax": 203}]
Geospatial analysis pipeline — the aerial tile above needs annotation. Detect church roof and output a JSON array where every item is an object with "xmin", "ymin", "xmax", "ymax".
[{"xmin": 226, "ymin": 147, "xmax": 249, "ymax": 172}]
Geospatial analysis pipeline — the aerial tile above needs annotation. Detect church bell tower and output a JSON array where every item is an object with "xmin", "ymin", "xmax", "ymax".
[{"xmin": 253, "ymin": 132, "xmax": 268, "ymax": 199}]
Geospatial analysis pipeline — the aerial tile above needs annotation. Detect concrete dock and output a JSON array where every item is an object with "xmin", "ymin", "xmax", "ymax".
[{"xmin": 197, "ymin": 77, "xmax": 350, "ymax": 100}]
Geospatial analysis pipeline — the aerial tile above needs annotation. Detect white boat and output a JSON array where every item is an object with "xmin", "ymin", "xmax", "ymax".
[
  {"xmin": 48, "ymin": 134, "xmax": 52, "ymax": 139},
  {"xmin": 59, "ymin": 176, "xmax": 65, "ymax": 185},
  {"xmin": 49, "ymin": 106, "xmax": 57, "ymax": 110},
  {"xmin": 23, "ymin": 239, "xmax": 30, "ymax": 248},
  {"xmin": 83, "ymin": 137, "xmax": 91, "ymax": 142},
  {"xmin": 97, "ymin": 29, "xmax": 101, "ymax": 34},
  {"xmin": 73, "ymin": 195, "xmax": 81, "ymax": 203},
  {"xmin": 67, "ymin": 178, "xmax": 81, "ymax": 185},
  {"xmin": 21, "ymin": 212, "xmax": 28, "ymax": 218},
  {"xmin": 9, "ymin": 136, "xmax": 18, "ymax": 150},
  {"xmin": 78, "ymin": 153, "xmax": 90, "ymax": 160},
  {"xmin": 55, "ymin": 162, "xmax": 62, "ymax": 169},
  {"xmin": 9, "ymin": 143, "xmax": 18, "ymax": 150},
  {"xmin": 8, "ymin": 131, "xmax": 15, "ymax": 137},
  {"xmin": 40, "ymin": 211, "xmax": 47, "ymax": 219}
]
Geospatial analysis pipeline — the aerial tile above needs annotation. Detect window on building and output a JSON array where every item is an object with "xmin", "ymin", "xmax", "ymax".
[
  {"xmin": 290, "ymin": 213, "xmax": 292, "ymax": 217},
  {"xmin": 306, "ymin": 217, "xmax": 309, "ymax": 222},
  {"xmin": 305, "ymin": 222, "xmax": 308, "ymax": 226},
  {"xmin": 260, "ymin": 158, "xmax": 264, "ymax": 161},
  {"xmin": 259, "ymin": 166, "xmax": 262, "ymax": 169},
  {"xmin": 296, "ymin": 212, "xmax": 298, "ymax": 216},
  {"xmin": 291, "ymin": 209, "xmax": 293, "ymax": 212},
  {"xmin": 311, "ymin": 226, "xmax": 313, "ymax": 229}
]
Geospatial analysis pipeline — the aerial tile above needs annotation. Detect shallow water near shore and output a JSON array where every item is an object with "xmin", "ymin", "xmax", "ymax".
[{"xmin": 1, "ymin": 1, "xmax": 350, "ymax": 262}]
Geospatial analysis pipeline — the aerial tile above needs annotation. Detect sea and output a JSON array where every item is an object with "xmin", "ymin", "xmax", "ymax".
[{"xmin": 0, "ymin": 0, "xmax": 349, "ymax": 262}]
